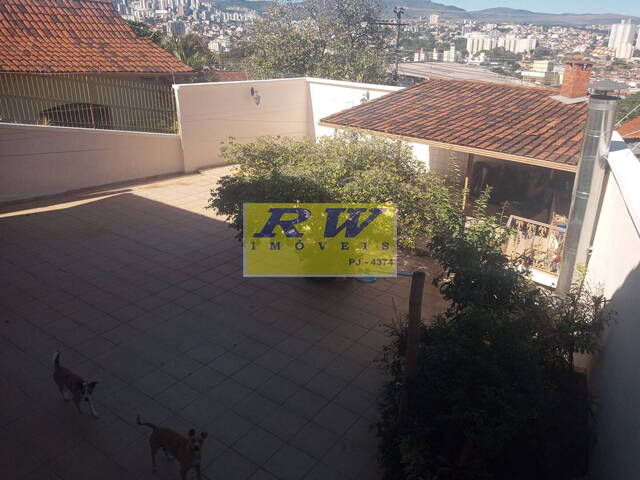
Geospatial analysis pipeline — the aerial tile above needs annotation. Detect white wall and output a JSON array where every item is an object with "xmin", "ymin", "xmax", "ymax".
[
  {"xmin": 173, "ymin": 77, "xmax": 404, "ymax": 173},
  {"xmin": 304, "ymin": 78, "xmax": 442, "ymax": 169},
  {"xmin": 1, "ymin": 77, "xmax": 403, "ymax": 202},
  {"xmin": 0, "ymin": 124, "xmax": 184, "ymax": 202},
  {"xmin": 307, "ymin": 78, "xmax": 400, "ymax": 138},
  {"xmin": 174, "ymin": 78, "xmax": 310, "ymax": 172},
  {"xmin": 588, "ymin": 133, "xmax": 640, "ymax": 480}
]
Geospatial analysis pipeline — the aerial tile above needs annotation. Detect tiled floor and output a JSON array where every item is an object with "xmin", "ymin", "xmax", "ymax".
[{"xmin": 0, "ymin": 168, "xmax": 446, "ymax": 480}]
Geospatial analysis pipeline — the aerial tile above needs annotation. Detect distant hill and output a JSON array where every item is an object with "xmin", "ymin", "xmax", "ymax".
[
  {"xmin": 378, "ymin": 1, "xmax": 639, "ymax": 25},
  {"xmin": 235, "ymin": 0, "xmax": 639, "ymax": 26},
  {"xmin": 468, "ymin": 8, "xmax": 640, "ymax": 25},
  {"xmin": 381, "ymin": 0, "xmax": 470, "ymax": 18}
]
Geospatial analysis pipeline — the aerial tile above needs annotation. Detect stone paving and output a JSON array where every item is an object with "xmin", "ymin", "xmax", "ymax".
[{"xmin": 0, "ymin": 168, "xmax": 446, "ymax": 480}]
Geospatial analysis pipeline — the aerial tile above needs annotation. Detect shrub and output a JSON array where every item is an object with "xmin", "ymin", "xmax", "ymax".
[
  {"xmin": 376, "ymin": 186, "xmax": 614, "ymax": 480},
  {"xmin": 208, "ymin": 132, "xmax": 433, "ymax": 248}
]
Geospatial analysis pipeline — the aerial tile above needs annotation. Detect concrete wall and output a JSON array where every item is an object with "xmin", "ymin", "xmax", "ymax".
[
  {"xmin": 173, "ymin": 77, "xmax": 402, "ymax": 173},
  {"xmin": 307, "ymin": 78, "xmax": 400, "ymax": 138},
  {"xmin": 1, "ymin": 77, "xmax": 402, "ymax": 202},
  {"xmin": 0, "ymin": 123, "xmax": 184, "ymax": 202},
  {"xmin": 173, "ymin": 78, "xmax": 310, "ymax": 172},
  {"xmin": 588, "ymin": 133, "xmax": 640, "ymax": 480}
]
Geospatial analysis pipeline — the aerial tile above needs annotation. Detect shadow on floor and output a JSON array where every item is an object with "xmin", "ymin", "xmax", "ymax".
[{"xmin": 0, "ymin": 192, "xmax": 446, "ymax": 480}]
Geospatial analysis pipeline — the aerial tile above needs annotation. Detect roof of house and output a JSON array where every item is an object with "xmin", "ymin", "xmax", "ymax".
[
  {"xmin": 0, "ymin": 0, "xmax": 191, "ymax": 74},
  {"xmin": 320, "ymin": 78, "xmax": 589, "ymax": 169},
  {"xmin": 618, "ymin": 116, "xmax": 640, "ymax": 142}
]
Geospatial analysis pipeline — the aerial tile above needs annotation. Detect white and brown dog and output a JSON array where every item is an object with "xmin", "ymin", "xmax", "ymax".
[
  {"xmin": 52, "ymin": 351, "xmax": 99, "ymax": 418},
  {"xmin": 137, "ymin": 414, "xmax": 208, "ymax": 480}
]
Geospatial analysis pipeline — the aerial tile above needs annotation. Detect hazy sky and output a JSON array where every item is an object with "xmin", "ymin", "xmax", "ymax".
[{"xmin": 448, "ymin": 1, "xmax": 640, "ymax": 16}]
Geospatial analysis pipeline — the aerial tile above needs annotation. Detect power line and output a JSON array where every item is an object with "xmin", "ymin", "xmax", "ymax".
[{"xmin": 615, "ymin": 102, "xmax": 640, "ymax": 127}]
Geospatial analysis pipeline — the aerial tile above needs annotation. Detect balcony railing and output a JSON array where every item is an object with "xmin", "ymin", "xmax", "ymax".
[{"xmin": 503, "ymin": 215, "xmax": 566, "ymax": 276}]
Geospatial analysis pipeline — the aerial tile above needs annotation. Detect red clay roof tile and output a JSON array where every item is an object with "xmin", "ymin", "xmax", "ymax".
[
  {"xmin": 617, "ymin": 116, "xmax": 640, "ymax": 141},
  {"xmin": 0, "ymin": 0, "xmax": 191, "ymax": 73},
  {"xmin": 320, "ymin": 78, "xmax": 589, "ymax": 166}
]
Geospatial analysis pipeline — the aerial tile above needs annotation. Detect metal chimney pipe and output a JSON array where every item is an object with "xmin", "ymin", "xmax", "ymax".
[{"xmin": 556, "ymin": 95, "xmax": 619, "ymax": 295}]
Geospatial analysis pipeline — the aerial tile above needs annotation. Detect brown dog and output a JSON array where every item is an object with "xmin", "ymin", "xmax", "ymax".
[
  {"xmin": 137, "ymin": 414, "xmax": 208, "ymax": 479},
  {"xmin": 52, "ymin": 351, "xmax": 99, "ymax": 418}
]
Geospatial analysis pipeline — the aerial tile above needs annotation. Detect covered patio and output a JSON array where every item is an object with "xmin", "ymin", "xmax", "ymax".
[
  {"xmin": 319, "ymin": 76, "xmax": 588, "ymax": 285},
  {"xmin": 0, "ymin": 167, "xmax": 446, "ymax": 480}
]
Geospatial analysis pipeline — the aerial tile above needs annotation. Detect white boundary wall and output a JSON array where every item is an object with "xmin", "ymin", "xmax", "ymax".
[
  {"xmin": 173, "ymin": 78, "xmax": 311, "ymax": 172},
  {"xmin": 589, "ymin": 133, "xmax": 640, "ymax": 479},
  {"xmin": 2, "ymin": 77, "xmax": 424, "ymax": 202},
  {"xmin": 2, "ymin": 77, "xmax": 402, "ymax": 202},
  {"xmin": 306, "ymin": 77, "xmax": 400, "ymax": 138},
  {"xmin": 0, "ymin": 124, "xmax": 184, "ymax": 202},
  {"xmin": 172, "ymin": 77, "xmax": 402, "ymax": 172}
]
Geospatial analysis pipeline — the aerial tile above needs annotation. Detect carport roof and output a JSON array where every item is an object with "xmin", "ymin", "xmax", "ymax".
[{"xmin": 320, "ymin": 78, "xmax": 589, "ymax": 172}]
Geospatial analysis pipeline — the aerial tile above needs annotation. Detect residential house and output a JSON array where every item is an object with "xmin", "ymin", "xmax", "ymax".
[
  {"xmin": 0, "ymin": 0, "xmax": 191, "ymax": 132},
  {"xmin": 0, "ymin": 66, "xmax": 639, "ymax": 480},
  {"xmin": 320, "ymin": 61, "xmax": 595, "ymax": 228}
]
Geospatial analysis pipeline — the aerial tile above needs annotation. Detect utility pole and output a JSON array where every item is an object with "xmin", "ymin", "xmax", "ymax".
[
  {"xmin": 365, "ymin": 7, "xmax": 407, "ymax": 86},
  {"xmin": 393, "ymin": 6, "xmax": 405, "ymax": 85}
]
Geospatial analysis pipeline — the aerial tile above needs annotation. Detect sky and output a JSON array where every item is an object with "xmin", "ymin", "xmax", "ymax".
[{"xmin": 448, "ymin": 1, "xmax": 640, "ymax": 16}]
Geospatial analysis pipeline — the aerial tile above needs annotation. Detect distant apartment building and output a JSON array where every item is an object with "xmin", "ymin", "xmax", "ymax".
[
  {"xmin": 466, "ymin": 32, "xmax": 537, "ymax": 55},
  {"xmin": 414, "ymin": 48, "xmax": 427, "ymax": 62},
  {"xmin": 520, "ymin": 60, "xmax": 563, "ymax": 86},
  {"xmin": 608, "ymin": 20, "xmax": 637, "ymax": 59},
  {"xmin": 462, "ymin": 24, "xmax": 474, "ymax": 35},
  {"xmin": 429, "ymin": 14, "xmax": 439, "ymax": 25},
  {"xmin": 431, "ymin": 45, "xmax": 458, "ymax": 62},
  {"xmin": 208, "ymin": 37, "xmax": 231, "ymax": 53}
]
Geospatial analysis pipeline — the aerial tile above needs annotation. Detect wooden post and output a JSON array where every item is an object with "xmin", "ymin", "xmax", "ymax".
[
  {"xmin": 399, "ymin": 271, "xmax": 426, "ymax": 422},
  {"xmin": 548, "ymin": 169, "xmax": 557, "ymax": 224},
  {"xmin": 462, "ymin": 154, "xmax": 474, "ymax": 210}
]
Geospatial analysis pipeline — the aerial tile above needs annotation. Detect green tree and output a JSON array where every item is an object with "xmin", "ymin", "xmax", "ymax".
[
  {"xmin": 453, "ymin": 37, "xmax": 468, "ymax": 56},
  {"xmin": 126, "ymin": 20, "xmax": 165, "ymax": 45},
  {"xmin": 161, "ymin": 33, "xmax": 215, "ymax": 71},
  {"xmin": 617, "ymin": 91, "xmax": 640, "ymax": 124},
  {"xmin": 246, "ymin": 0, "xmax": 389, "ymax": 83},
  {"xmin": 402, "ymin": 32, "xmax": 436, "ymax": 55},
  {"xmin": 484, "ymin": 47, "xmax": 520, "ymax": 62},
  {"xmin": 532, "ymin": 46, "xmax": 554, "ymax": 59},
  {"xmin": 376, "ymin": 181, "xmax": 614, "ymax": 480},
  {"xmin": 208, "ymin": 132, "xmax": 433, "ymax": 248}
]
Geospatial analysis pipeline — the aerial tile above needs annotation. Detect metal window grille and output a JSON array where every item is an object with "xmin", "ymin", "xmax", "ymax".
[{"xmin": 0, "ymin": 73, "xmax": 178, "ymax": 134}]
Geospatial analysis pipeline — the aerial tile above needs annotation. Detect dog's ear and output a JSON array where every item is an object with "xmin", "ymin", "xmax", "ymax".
[
  {"xmin": 188, "ymin": 428, "xmax": 196, "ymax": 438},
  {"xmin": 87, "ymin": 381, "xmax": 98, "ymax": 393}
]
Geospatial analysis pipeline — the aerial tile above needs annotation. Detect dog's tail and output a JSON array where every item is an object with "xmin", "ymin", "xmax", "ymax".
[
  {"xmin": 136, "ymin": 414, "xmax": 157, "ymax": 430},
  {"xmin": 53, "ymin": 351, "xmax": 60, "ymax": 370}
]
